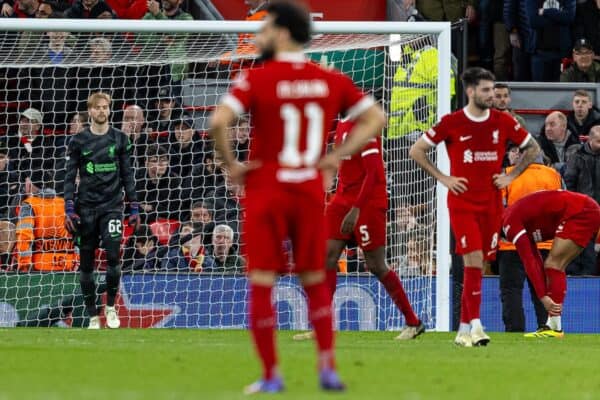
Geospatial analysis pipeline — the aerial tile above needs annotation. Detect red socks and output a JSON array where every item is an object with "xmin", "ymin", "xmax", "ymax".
[
  {"xmin": 462, "ymin": 266, "xmax": 482, "ymax": 321},
  {"xmin": 304, "ymin": 281, "xmax": 335, "ymax": 370},
  {"xmin": 545, "ymin": 268, "xmax": 566, "ymax": 305},
  {"xmin": 326, "ymin": 267, "xmax": 337, "ymax": 301},
  {"xmin": 249, "ymin": 284, "xmax": 277, "ymax": 380},
  {"xmin": 380, "ymin": 270, "xmax": 420, "ymax": 326}
]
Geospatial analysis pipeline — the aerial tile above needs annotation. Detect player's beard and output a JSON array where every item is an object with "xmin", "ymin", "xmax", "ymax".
[
  {"xmin": 91, "ymin": 114, "xmax": 108, "ymax": 125},
  {"xmin": 256, "ymin": 47, "xmax": 275, "ymax": 63},
  {"xmin": 473, "ymin": 95, "xmax": 493, "ymax": 111}
]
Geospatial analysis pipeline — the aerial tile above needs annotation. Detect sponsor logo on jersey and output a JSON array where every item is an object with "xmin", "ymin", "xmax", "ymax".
[
  {"xmin": 428, "ymin": 128, "xmax": 436, "ymax": 137},
  {"xmin": 460, "ymin": 235, "xmax": 467, "ymax": 248},
  {"xmin": 463, "ymin": 149, "xmax": 473, "ymax": 163},
  {"xmin": 459, "ymin": 135, "xmax": 472, "ymax": 142},
  {"xmin": 82, "ymin": 149, "xmax": 92, "ymax": 157},
  {"xmin": 276, "ymin": 79, "xmax": 329, "ymax": 99}
]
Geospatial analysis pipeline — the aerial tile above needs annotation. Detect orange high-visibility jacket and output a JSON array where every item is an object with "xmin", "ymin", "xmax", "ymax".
[
  {"xmin": 498, "ymin": 164, "xmax": 563, "ymax": 251},
  {"xmin": 15, "ymin": 192, "xmax": 78, "ymax": 272}
]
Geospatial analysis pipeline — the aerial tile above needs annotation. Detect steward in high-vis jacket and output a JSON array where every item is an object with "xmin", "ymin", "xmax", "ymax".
[{"xmin": 15, "ymin": 170, "xmax": 78, "ymax": 272}]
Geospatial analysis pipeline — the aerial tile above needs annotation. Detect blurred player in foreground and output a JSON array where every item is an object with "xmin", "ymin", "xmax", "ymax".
[{"xmin": 209, "ymin": 0, "xmax": 386, "ymax": 394}]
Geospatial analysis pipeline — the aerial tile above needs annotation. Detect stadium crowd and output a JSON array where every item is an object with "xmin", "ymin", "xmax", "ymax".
[{"xmin": 0, "ymin": 0, "xmax": 598, "ymax": 295}]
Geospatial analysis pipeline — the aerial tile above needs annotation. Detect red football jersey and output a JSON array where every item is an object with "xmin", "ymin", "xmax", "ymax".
[
  {"xmin": 222, "ymin": 53, "xmax": 373, "ymax": 192},
  {"xmin": 423, "ymin": 107, "xmax": 531, "ymax": 209},
  {"xmin": 502, "ymin": 190, "xmax": 590, "ymax": 243},
  {"xmin": 334, "ymin": 119, "xmax": 387, "ymax": 207}
]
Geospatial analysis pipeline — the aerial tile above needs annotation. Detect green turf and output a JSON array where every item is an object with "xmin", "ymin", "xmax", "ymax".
[{"xmin": 1, "ymin": 329, "xmax": 599, "ymax": 400}]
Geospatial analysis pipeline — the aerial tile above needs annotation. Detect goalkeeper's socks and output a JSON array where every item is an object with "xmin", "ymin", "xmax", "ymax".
[
  {"xmin": 380, "ymin": 269, "xmax": 420, "ymax": 326},
  {"xmin": 463, "ymin": 266, "xmax": 482, "ymax": 320},
  {"xmin": 249, "ymin": 283, "xmax": 277, "ymax": 380},
  {"xmin": 326, "ymin": 268, "xmax": 337, "ymax": 301},
  {"xmin": 545, "ymin": 267, "xmax": 566, "ymax": 305},
  {"xmin": 304, "ymin": 281, "xmax": 335, "ymax": 370}
]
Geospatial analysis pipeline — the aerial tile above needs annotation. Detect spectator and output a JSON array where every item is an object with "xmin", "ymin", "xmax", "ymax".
[
  {"xmin": 504, "ymin": 0, "xmax": 535, "ymax": 81},
  {"xmin": 7, "ymin": 107, "xmax": 66, "ymax": 187},
  {"xmin": 188, "ymin": 200, "xmax": 216, "ymax": 246},
  {"xmin": 527, "ymin": 0, "xmax": 576, "ymax": 82},
  {"xmin": 185, "ymin": 150, "xmax": 225, "ymax": 204},
  {"xmin": 35, "ymin": 1, "xmax": 57, "ymax": 17},
  {"xmin": 235, "ymin": 0, "xmax": 269, "ymax": 56},
  {"xmin": 561, "ymin": 125, "xmax": 600, "ymax": 275},
  {"xmin": 68, "ymin": 111, "xmax": 88, "ymax": 136},
  {"xmin": 76, "ymin": 37, "xmax": 129, "ymax": 123},
  {"xmin": 141, "ymin": 0, "xmax": 193, "ymax": 96},
  {"xmin": 121, "ymin": 104, "xmax": 151, "ymax": 167},
  {"xmin": 1, "ymin": 0, "xmax": 38, "ymax": 17},
  {"xmin": 395, "ymin": 233, "xmax": 433, "ymax": 277},
  {"xmin": 104, "ymin": 0, "xmax": 146, "ymax": 19},
  {"xmin": 387, "ymin": 0, "xmax": 423, "ymax": 21},
  {"xmin": 203, "ymin": 224, "xmax": 245, "ymax": 274},
  {"xmin": 493, "ymin": 83, "xmax": 527, "ymax": 129},
  {"xmin": 64, "ymin": 0, "xmax": 115, "ymax": 18},
  {"xmin": 573, "ymin": 0, "xmax": 600, "ymax": 58},
  {"xmin": 230, "ymin": 116, "xmax": 251, "ymax": 162},
  {"xmin": 148, "ymin": 86, "xmax": 183, "ymax": 139},
  {"xmin": 536, "ymin": 111, "xmax": 580, "ymax": 172},
  {"xmin": 205, "ymin": 172, "xmax": 242, "ymax": 235},
  {"xmin": 162, "ymin": 221, "xmax": 208, "ymax": 271},
  {"xmin": 0, "ymin": 220, "xmax": 15, "ymax": 270},
  {"xmin": 565, "ymin": 125, "xmax": 600, "ymax": 204},
  {"xmin": 560, "ymin": 38, "xmax": 600, "ymax": 83},
  {"xmin": 567, "ymin": 90, "xmax": 600, "ymax": 137},
  {"xmin": 478, "ymin": 0, "xmax": 511, "ymax": 80},
  {"xmin": 169, "ymin": 116, "xmax": 206, "ymax": 178},
  {"xmin": 0, "ymin": 142, "xmax": 19, "ymax": 220},
  {"xmin": 416, "ymin": 0, "xmax": 476, "ymax": 22},
  {"xmin": 497, "ymin": 144, "xmax": 561, "ymax": 332},
  {"xmin": 135, "ymin": 144, "xmax": 182, "ymax": 223},
  {"xmin": 22, "ymin": 29, "xmax": 77, "ymax": 133},
  {"xmin": 122, "ymin": 224, "xmax": 166, "ymax": 271},
  {"xmin": 14, "ymin": 169, "xmax": 78, "ymax": 272}
]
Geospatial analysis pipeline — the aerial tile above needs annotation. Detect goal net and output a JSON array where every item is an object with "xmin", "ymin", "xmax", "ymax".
[{"xmin": 0, "ymin": 20, "xmax": 451, "ymax": 331}]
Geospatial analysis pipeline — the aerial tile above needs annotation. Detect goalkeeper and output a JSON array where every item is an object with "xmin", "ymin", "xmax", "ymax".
[{"xmin": 63, "ymin": 92, "xmax": 140, "ymax": 330}]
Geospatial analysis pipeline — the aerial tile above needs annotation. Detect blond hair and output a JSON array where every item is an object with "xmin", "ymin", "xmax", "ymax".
[{"xmin": 87, "ymin": 92, "xmax": 112, "ymax": 109}]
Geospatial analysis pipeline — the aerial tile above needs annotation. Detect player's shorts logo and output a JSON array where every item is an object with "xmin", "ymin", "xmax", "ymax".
[{"xmin": 460, "ymin": 235, "xmax": 467, "ymax": 248}]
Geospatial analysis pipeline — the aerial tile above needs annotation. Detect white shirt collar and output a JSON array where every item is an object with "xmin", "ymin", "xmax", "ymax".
[
  {"xmin": 275, "ymin": 51, "xmax": 307, "ymax": 63},
  {"xmin": 463, "ymin": 106, "xmax": 490, "ymax": 122}
]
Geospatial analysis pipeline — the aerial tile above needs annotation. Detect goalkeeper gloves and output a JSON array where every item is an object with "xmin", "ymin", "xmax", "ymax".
[
  {"xmin": 129, "ymin": 202, "xmax": 141, "ymax": 231},
  {"xmin": 64, "ymin": 200, "xmax": 80, "ymax": 235}
]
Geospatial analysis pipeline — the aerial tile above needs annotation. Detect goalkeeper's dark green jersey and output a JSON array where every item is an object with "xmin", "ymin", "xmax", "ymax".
[{"xmin": 64, "ymin": 127, "xmax": 137, "ymax": 209}]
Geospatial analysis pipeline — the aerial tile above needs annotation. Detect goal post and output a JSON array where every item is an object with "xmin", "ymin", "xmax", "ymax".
[{"xmin": 0, "ymin": 19, "xmax": 451, "ymax": 331}]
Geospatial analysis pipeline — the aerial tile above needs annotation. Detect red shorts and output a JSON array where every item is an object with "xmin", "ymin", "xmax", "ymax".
[
  {"xmin": 449, "ymin": 203, "xmax": 502, "ymax": 261},
  {"xmin": 557, "ymin": 198, "xmax": 600, "ymax": 247},
  {"xmin": 326, "ymin": 200, "xmax": 386, "ymax": 251},
  {"xmin": 243, "ymin": 186, "xmax": 326, "ymax": 273}
]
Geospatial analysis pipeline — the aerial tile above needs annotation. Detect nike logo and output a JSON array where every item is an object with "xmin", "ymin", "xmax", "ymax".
[
  {"xmin": 82, "ymin": 150, "xmax": 92, "ymax": 156},
  {"xmin": 459, "ymin": 135, "xmax": 472, "ymax": 142},
  {"xmin": 472, "ymin": 291, "xmax": 481, "ymax": 296}
]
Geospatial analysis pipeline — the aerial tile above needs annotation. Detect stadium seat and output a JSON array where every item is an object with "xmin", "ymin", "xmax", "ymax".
[{"xmin": 150, "ymin": 219, "xmax": 180, "ymax": 245}]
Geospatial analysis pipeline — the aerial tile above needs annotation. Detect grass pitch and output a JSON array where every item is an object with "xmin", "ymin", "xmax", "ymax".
[{"xmin": 1, "ymin": 329, "xmax": 599, "ymax": 400}]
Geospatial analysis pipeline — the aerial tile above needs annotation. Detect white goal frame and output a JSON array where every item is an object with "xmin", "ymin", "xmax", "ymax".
[{"xmin": 2, "ymin": 18, "xmax": 452, "ymax": 332}]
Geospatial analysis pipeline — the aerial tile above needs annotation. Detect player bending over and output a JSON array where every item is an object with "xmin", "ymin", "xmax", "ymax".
[
  {"xmin": 64, "ymin": 92, "xmax": 140, "ymax": 329},
  {"xmin": 293, "ymin": 118, "xmax": 424, "ymax": 342},
  {"xmin": 209, "ymin": 0, "xmax": 386, "ymax": 394},
  {"xmin": 409, "ymin": 67, "xmax": 540, "ymax": 347},
  {"xmin": 502, "ymin": 190, "xmax": 600, "ymax": 337}
]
